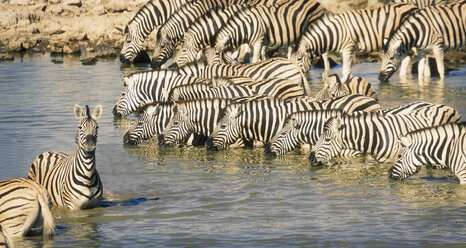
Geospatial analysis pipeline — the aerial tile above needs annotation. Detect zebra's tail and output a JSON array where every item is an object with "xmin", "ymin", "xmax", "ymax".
[{"xmin": 37, "ymin": 189, "xmax": 55, "ymax": 237}]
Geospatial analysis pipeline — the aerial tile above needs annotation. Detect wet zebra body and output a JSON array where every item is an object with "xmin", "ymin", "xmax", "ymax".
[
  {"xmin": 315, "ymin": 74, "xmax": 378, "ymax": 101},
  {"xmin": 309, "ymin": 105, "xmax": 461, "ymax": 165},
  {"xmin": 292, "ymin": 3, "xmax": 417, "ymax": 81},
  {"xmin": 207, "ymin": 94, "xmax": 380, "ymax": 151},
  {"xmin": 28, "ymin": 105, "xmax": 103, "ymax": 210},
  {"xmin": 113, "ymin": 70, "xmax": 208, "ymax": 117},
  {"xmin": 379, "ymin": 1, "xmax": 466, "ymax": 81},
  {"xmin": 389, "ymin": 122, "xmax": 466, "ymax": 184},
  {"xmin": 267, "ymin": 101, "xmax": 454, "ymax": 156},
  {"xmin": 120, "ymin": 0, "xmax": 188, "ymax": 63},
  {"xmin": 0, "ymin": 178, "xmax": 55, "ymax": 238},
  {"xmin": 213, "ymin": 0, "xmax": 324, "ymax": 63}
]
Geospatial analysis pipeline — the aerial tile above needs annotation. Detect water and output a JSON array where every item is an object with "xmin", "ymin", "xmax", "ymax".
[{"xmin": 0, "ymin": 53, "xmax": 464, "ymax": 247}]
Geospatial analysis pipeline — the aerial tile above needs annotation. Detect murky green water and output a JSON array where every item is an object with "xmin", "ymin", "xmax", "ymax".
[{"xmin": 0, "ymin": 54, "xmax": 464, "ymax": 247}]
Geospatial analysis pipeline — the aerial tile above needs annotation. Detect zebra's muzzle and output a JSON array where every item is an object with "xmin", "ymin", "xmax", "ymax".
[
  {"xmin": 84, "ymin": 135, "xmax": 97, "ymax": 151},
  {"xmin": 119, "ymin": 54, "xmax": 130, "ymax": 64},
  {"xmin": 113, "ymin": 105, "xmax": 122, "ymax": 117},
  {"xmin": 123, "ymin": 132, "xmax": 138, "ymax": 145},
  {"xmin": 205, "ymin": 137, "xmax": 219, "ymax": 151},
  {"xmin": 378, "ymin": 71, "xmax": 391, "ymax": 83},
  {"xmin": 308, "ymin": 152, "xmax": 323, "ymax": 166},
  {"xmin": 263, "ymin": 143, "xmax": 277, "ymax": 156},
  {"xmin": 150, "ymin": 58, "xmax": 163, "ymax": 69}
]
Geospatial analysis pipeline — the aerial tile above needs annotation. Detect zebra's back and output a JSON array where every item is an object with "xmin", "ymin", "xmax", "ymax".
[{"xmin": 0, "ymin": 178, "xmax": 55, "ymax": 237}]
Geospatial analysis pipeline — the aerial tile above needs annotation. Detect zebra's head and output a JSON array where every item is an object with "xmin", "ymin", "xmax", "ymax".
[
  {"xmin": 291, "ymin": 37, "xmax": 315, "ymax": 73},
  {"xmin": 113, "ymin": 76, "xmax": 141, "ymax": 118},
  {"xmin": 388, "ymin": 135, "xmax": 422, "ymax": 180},
  {"xmin": 315, "ymin": 74, "xmax": 342, "ymax": 101},
  {"xmin": 123, "ymin": 105, "xmax": 160, "ymax": 145},
  {"xmin": 74, "ymin": 104, "xmax": 102, "ymax": 153},
  {"xmin": 207, "ymin": 104, "xmax": 243, "ymax": 151},
  {"xmin": 161, "ymin": 103, "xmax": 193, "ymax": 147},
  {"xmin": 119, "ymin": 25, "xmax": 151, "ymax": 64},
  {"xmin": 176, "ymin": 34, "xmax": 202, "ymax": 67},
  {"xmin": 267, "ymin": 116, "xmax": 302, "ymax": 156},
  {"xmin": 310, "ymin": 116, "xmax": 345, "ymax": 166},
  {"xmin": 151, "ymin": 28, "xmax": 175, "ymax": 68},
  {"xmin": 379, "ymin": 38, "xmax": 405, "ymax": 82}
]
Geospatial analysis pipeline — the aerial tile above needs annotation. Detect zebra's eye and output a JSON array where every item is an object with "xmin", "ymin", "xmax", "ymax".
[
  {"xmin": 173, "ymin": 121, "xmax": 179, "ymax": 125},
  {"xmin": 306, "ymin": 49, "xmax": 311, "ymax": 54},
  {"xmin": 220, "ymin": 124, "xmax": 227, "ymax": 129},
  {"xmin": 121, "ymin": 92, "xmax": 126, "ymax": 96},
  {"xmin": 79, "ymin": 126, "xmax": 83, "ymax": 130}
]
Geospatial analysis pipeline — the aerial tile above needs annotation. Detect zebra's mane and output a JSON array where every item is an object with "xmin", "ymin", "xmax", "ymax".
[
  {"xmin": 405, "ymin": 121, "xmax": 466, "ymax": 136},
  {"xmin": 85, "ymin": 105, "xmax": 91, "ymax": 119},
  {"xmin": 174, "ymin": 97, "xmax": 233, "ymax": 105},
  {"xmin": 126, "ymin": 0, "xmax": 157, "ymax": 31}
]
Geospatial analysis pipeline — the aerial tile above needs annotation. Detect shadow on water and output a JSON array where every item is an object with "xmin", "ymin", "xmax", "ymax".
[{"xmin": 100, "ymin": 197, "xmax": 160, "ymax": 208}]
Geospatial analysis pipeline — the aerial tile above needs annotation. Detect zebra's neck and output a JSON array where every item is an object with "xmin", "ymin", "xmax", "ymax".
[{"xmin": 74, "ymin": 146, "xmax": 97, "ymax": 177}]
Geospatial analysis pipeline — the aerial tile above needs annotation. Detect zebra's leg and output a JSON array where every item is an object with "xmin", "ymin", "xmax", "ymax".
[
  {"xmin": 287, "ymin": 46, "xmax": 292, "ymax": 59},
  {"xmin": 341, "ymin": 49, "xmax": 353, "ymax": 82},
  {"xmin": 260, "ymin": 46, "xmax": 267, "ymax": 61},
  {"xmin": 399, "ymin": 54, "xmax": 410, "ymax": 77},
  {"xmin": 432, "ymin": 45, "xmax": 445, "ymax": 79},
  {"xmin": 252, "ymin": 41, "xmax": 263, "ymax": 63},
  {"xmin": 417, "ymin": 50, "xmax": 427, "ymax": 81},
  {"xmin": 322, "ymin": 52, "xmax": 330, "ymax": 77}
]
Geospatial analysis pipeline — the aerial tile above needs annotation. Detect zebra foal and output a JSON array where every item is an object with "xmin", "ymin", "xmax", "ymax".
[
  {"xmin": 28, "ymin": 105, "xmax": 103, "ymax": 210},
  {"xmin": 0, "ymin": 178, "xmax": 55, "ymax": 237},
  {"xmin": 315, "ymin": 74, "xmax": 378, "ymax": 101},
  {"xmin": 389, "ymin": 122, "xmax": 465, "ymax": 184}
]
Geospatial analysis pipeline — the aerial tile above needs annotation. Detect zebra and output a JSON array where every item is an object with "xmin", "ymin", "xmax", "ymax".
[
  {"xmin": 212, "ymin": 0, "xmax": 324, "ymax": 63},
  {"xmin": 123, "ymin": 101, "xmax": 174, "ymax": 145},
  {"xmin": 175, "ymin": 4, "xmax": 246, "ymax": 67},
  {"xmin": 151, "ymin": 0, "xmax": 267, "ymax": 68},
  {"xmin": 379, "ymin": 1, "xmax": 466, "ymax": 82},
  {"xmin": 315, "ymin": 74, "xmax": 378, "ymax": 101},
  {"xmin": 192, "ymin": 58, "xmax": 311, "ymax": 96},
  {"xmin": 291, "ymin": 3, "xmax": 417, "ymax": 82},
  {"xmin": 0, "ymin": 178, "xmax": 55, "ymax": 237},
  {"xmin": 207, "ymin": 94, "xmax": 381, "ymax": 151},
  {"xmin": 389, "ymin": 122, "xmax": 465, "ymax": 184},
  {"xmin": 160, "ymin": 98, "xmax": 248, "ymax": 148},
  {"xmin": 28, "ymin": 105, "xmax": 103, "ymax": 210},
  {"xmin": 267, "ymin": 101, "xmax": 453, "ymax": 156},
  {"xmin": 309, "ymin": 105, "xmax": 461, "ymax": 166},
  {"xmin": 119, "ymin": 0, "xmax": 188, "ymax": 64},
  {"xmin": 113, "ymin": 70, "xmax": 208, "ymax": 117}
]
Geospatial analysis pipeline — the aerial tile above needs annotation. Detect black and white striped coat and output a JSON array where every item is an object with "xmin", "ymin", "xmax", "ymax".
[
  {"xmin": 0, "ymin": 178, "xmax": 55, "ymax": 237},
  {"xmin": 207, "ymin": 94, "xmax": 381, "ymax": 151},
  {"xmin": 120, "ymin": 0, "xmax": 188, "ymax": 63},
  {"xmin": 113, "ymin": 70, "xmax": 207, "ymax": 117},
  {"xmin": 213, "ymin": 0, "xmax": 324, "ymax": 63},
  {"xmin": 392, "ymin": 0, "xmax": 447, "ymax": 8},
  {"xmin": 28, "ymin": 105, "xmax": 103, "ymax": 210},
  {"xmin": 267, "ymin": 101, "xmax": 457, "ymax": 156},
  {"xmin": 389, "ymin": 122, "xmax": 465, "ymax": 184},
  {"xmin": 380, "ymin": 1, "xmax": 466, "ymax": 81},
  {"xmin": 309, "ymin": 105, "xmax": 461, "ymax": 165},
  {"xmin": 0, "ymin": 226, "xmax": 12, "ymax": 248},
  {"xmin": 292, "ymin": 3, "xmax": 417, "ymax": 81},
  {"xmin": 315, "ymin": 74, "xmax": 378, "ymax": 101}
]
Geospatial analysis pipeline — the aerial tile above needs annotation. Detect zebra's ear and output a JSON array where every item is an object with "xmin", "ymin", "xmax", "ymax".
[
  {"xmin": 123, "ymin": 77, "xmax": 132, "ymax": 87},
  {"xmin": 74, "ymin": 104, "xmax": 83, "ymax": 119},
  {"xmin": 400, "ymin": 136, "xmax": 412, "ymax": 147},
  {"xmin": 383, "ymin": 37, "xmax": 389, "ymax": 47},
  {"xmin": 92, "ymin": 105, "xmax": 102, "ymax": 120},
  {"xmin": 290, "ymin": 117, "xmax": 300, "ymax": 128}
]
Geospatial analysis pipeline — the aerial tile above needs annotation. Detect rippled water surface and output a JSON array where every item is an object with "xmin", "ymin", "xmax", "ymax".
[{"xmin": 0, "ymin": 54, "xmax": 464, "ymax": 247}]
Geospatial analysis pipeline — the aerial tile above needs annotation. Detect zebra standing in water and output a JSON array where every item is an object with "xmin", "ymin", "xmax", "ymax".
[
  {"xmin": 207, "ymin": 94, "xmax": 381, "ymax": 151},
  {"xmin": 119, "ymin": 0, "xmax": 188, "ymax": 64},
  {"xmin": 0, "ymin": 178, "xmax": 55, "ymax": 237},
  {"xmin": 212, "ymin": 0, "xmax": 324, "ymax": 63},
  {"xmin": 151, "ymin": 0, "xmax": 265, "ymax": 68},
  {"xmin": 28, "ymin": 105, "xmax": 103, "ymax": 210},
  {"xmin": 379, "ymin": 1, "xmax": 466, "ymax": 81},
  {"xmin": 123, "ymin": 101, "xmax": 174, "ymax": 145},
  {"xmin": 291, "ymin": 3, "xmax": 417, "ymax": 81},
  {"xmin": 309, "ymin": 105, "xmax": 461, "ymax": 166},
  {"xmin": 174, "ymin": 5, "xmax": 246, "ymax": 67},
  {"xmin": 389, "ymin": 122, "xmax": 465, "ymax": 184},
  {"xmin": 267, "ymin": 101, "xmax": 452, "ymax": 156},
  {"xmin": 315, "ymin": 74, "xmax": 378, "ymax": 101},
  {"xmin": 113, "ymin": 70, "xmax": 208, "ymax": 117}
]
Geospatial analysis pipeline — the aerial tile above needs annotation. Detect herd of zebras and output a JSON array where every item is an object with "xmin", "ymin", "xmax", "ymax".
[{"xmin": 1, "ymin": 0, "xmax": 465, "ymax": 246}]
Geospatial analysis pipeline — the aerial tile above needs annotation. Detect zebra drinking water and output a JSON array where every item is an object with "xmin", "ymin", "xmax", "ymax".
[
  {"xmin": 0, "ymin": 178, "xmax": 55, "ymax": 237},
  {"xmin": 28, "ymin": 105, "xmax": 103, "ymax": 210},
  {"xmin": 389, "ymin": 122, "xmax": 465, "ymax": 184}
]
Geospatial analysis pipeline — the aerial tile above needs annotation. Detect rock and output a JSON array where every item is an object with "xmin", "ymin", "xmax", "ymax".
[
  {"xmin": 64, "ymin": 0, "xmax": 82, "ymax": 7},
  {"xmin": 9, "ymin": 0, "xmax": 35, "ymax": 6},
  {"xmin": 0, "ymin": 54, "xmax": 14, "ymax": 62},
  {"xmin": 51, "ymin": 58, "xmax": 64, "ymax": 64},
  {"xmin": 80, "ymin": 56, "xmax": 97, "ymax": 65}
]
